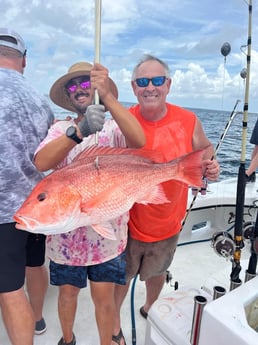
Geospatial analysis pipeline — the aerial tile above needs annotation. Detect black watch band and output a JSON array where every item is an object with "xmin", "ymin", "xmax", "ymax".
[{"xmin": 66, "ymin": 126, "xmax": 83, "ymax": 144}]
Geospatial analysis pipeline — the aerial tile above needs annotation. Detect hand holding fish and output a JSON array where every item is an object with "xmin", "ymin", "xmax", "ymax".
[
  {"xmin": 78, "ymin": 104, "xmax": 105, "ymax": 137},
  {"xmin": 202, "ymin": 159, "xmax": 220, "ymax": 181}
]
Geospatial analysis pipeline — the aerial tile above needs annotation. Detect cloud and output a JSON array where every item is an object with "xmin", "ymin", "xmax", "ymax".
[{"xmin": 1, "ymin": 0, "xmax": 257, "ymax": 111}]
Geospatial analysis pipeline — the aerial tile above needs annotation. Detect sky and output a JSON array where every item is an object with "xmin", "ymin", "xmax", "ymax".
[{"xmin": 1, "ymin": 0, "xmax": 258, "ymax": 112}]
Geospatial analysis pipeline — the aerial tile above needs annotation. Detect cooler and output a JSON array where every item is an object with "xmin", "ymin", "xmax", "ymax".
[{"xmin": 144, "ymin": 287, "xmax": 211, "ymax": 345}]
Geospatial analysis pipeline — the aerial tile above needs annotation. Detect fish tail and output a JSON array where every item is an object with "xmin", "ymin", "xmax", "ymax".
[{"xmin": 176, "ymin": 149, "xmax": 203, "ymax": 187}]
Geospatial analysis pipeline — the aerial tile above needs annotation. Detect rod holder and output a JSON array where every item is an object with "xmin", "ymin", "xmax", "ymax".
[
  {"xmin": 213, "ymin": 285, "xmax": 226, "ymax": 300},
  {"xmin": 245, "ymin": 271, "xmax": 256, "ymax": 282},
  {"xmin": 190, "ymin": 295, "xmax": 207, "ymax": 345},
  {"xmin": 230, "ymin": 279, "xmax": 242, "ymax": 291}
]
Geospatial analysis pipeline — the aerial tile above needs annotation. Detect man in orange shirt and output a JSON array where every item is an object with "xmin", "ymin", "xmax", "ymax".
[{"xmin": 112, "ymin": 55, "xmax": 220, "ymax": 345}]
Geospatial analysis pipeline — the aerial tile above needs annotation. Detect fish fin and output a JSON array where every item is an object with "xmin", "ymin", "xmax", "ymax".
[
  {"xmin": 91, "ymin": 223, "xmax": 116, "ymax": 240},
  {"xmin": 73, "ymin": 145, "xmax": 164, "ymax": 163},
  {"xmin": 176, "ymin": 149, "xmax": 203, "ymax": 187},
  {"xmin": 136, "ymin": 185, "xmax": 170, "ymax": 205}
]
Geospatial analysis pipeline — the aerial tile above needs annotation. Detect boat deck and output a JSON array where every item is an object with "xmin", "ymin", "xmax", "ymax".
[{"xmin": 0, "ymin": 240, "xmax": 254, "ymax": 345}]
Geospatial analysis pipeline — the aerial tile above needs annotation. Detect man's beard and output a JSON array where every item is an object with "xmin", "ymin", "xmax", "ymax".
[
  {"xmin": 73, "ymin": 103, "xmax": 88, "ymax": 114},
  {"xmin": 72, "ymin": 91, "xmax": 92, "ymax": 114}
]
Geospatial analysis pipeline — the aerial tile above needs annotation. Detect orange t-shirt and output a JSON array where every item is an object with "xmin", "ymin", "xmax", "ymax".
[{"xmin": 128, "ymin": 103, "xmax": 196, "ymax": 242}]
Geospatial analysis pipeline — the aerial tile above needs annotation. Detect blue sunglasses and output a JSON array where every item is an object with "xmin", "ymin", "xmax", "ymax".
[{"xmin": 135, "ymin": 76, "xmax": 167, "ymax": 88}]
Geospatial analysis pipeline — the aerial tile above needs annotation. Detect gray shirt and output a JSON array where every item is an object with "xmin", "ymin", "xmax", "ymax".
[{"xmin": 0, "ymin": 68, "xmax": 54, "ymax": 223}]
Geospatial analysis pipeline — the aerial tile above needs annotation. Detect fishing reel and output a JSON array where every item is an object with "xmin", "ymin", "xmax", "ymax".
[
  {"xmin": 191, "ymin": 177, "xmax": 208, "ymax": 196},
  {"xmin": 243, "ymin": 221, "xmax": 255, "ymax": 240},
  {"xmin": 211, "ymin": 231, "xmax": 236, "ymax": 259},
  {"xmin": 243, "ymin": 222, "xmax": 258, "ymax": 254}
]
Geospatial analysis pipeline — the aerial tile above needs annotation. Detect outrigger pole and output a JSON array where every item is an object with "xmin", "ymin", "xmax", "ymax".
[
  {"xmin": 94, "ymin": 0, "xmax": 102, "ymax": 144},
  {"xmin": 94, "ymin": 0, "xmax": 101, "ymax": 105},
  {"xmin": 230, "ymin": 0, "xmax": 253, "ymax": 290}
]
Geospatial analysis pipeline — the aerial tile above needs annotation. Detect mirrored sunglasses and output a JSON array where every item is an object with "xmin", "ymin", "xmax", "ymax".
[
  {"xmin": 135, "ymin": 76, "xmax": 167, "ymax": 88},
  {"xmin": 65, "ymin": 80, "xmax": 91, "ymax": 94}
]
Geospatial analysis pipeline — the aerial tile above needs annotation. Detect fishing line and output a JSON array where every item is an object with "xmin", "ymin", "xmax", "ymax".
[
  {"xmin": 239, "ymin": 54, "xmax": 247, "ymax": 101},
  {"xmin": 220, "ymin": 42, "xmax": 231, "ymax": 110}
]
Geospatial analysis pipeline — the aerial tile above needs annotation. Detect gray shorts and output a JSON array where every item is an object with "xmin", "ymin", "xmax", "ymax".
[{"xmin": 125, "ymin": 233, "xmax": 179, "ymax": 281}]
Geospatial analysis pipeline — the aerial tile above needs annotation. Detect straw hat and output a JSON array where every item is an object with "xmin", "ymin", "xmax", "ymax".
[{"xmin": 49, "ymin": 62, "xmax": 118, "ymax": 112}]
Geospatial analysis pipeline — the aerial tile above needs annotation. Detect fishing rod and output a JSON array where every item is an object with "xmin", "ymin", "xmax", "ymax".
[
  {"xmin": 230, "ymin": 0, "xmax": 252, "ymax": 290},
  {"xmin": 181, "ymin": 98, "xmax": 241, "ymax": 230},
  {"xmin": 213, "ymin": 99, "xmax": 241, "ymax": 159},
  {"xmin": 94, "ymin": 0, "xmax": 101, "ymax": 144}
]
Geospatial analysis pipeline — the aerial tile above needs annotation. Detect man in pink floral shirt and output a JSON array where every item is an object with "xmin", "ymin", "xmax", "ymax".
[{"xmin": 34, "ymin": 61, "xmax": 145, "ymax": 345}]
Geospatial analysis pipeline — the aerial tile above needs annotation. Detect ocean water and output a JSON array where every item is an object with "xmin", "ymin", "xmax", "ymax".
[
  {"xmin": 191, "ymin": 106, "xmax": 258, "ymax": 181},
  {"xmin": 50, "ymin": 99, "xmax": 258, "ymax": 181}
]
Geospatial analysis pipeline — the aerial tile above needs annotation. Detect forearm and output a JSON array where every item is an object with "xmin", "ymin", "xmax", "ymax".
[
  {"xmin": 34, "ymin": 135, "xmax": 76, "ymax": 171},
  {"xmin": 102, "ymin": 93, "xmax": 145, "ymax": 148},
  {"xmin": 192, "ymin": 118, "xmax": 214, "ymax": 159},
  {"xmin": 202, "ymin": 143, "xmax": 215, "ymax": 160},
  {"xmin": 246, "ymin": 147, "xmax": 258, "ymax": 175}
]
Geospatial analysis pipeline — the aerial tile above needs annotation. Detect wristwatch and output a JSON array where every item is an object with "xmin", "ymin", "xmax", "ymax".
[{"xmin": 66, "ymin": 126, "xmax": 83, "ymax": 144}]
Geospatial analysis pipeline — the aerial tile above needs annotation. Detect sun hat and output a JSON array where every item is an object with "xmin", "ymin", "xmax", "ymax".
[
  {"xmin": 50, "ymin": 61, "xmax": 118, "ymax": 112},
  {"xmin": 0, "ymin": 28, "xmax": 26, "ymax": 55}
]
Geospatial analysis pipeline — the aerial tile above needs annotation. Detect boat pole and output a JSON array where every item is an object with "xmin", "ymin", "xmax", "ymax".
[
  {"xmin": 94, "ymin": 0, "xmax": 102, "ymax": 143},
  {"xmin": 190, "ymin": 295, "xmax": 207, "ymax": 345},
  {"xmin": 230, "ymin": 0, "xmax": 252, "ymax": 290}
]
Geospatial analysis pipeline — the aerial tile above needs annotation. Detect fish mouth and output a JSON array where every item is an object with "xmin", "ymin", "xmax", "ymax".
[
  {"xmin": 14, "ymin": 215, "xmax": 39, "ymax": 230},
  {"xmin": 14, "ymin": 214, "xmax": 80, "ymax": 235},
  {"xmin": 13, "ymin": 201, "xmax": 84, "ymax": 235}
]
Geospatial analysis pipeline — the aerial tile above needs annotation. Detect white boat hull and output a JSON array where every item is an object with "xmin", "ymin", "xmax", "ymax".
[{"xmin": 180, "ymin": 178, "xmax": 258, "ymax": 245}]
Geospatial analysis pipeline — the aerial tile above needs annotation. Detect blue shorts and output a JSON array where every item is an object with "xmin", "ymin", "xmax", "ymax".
[{"xmin": 49, "ymin": 251, "xmax": 126, "ymax": 288}]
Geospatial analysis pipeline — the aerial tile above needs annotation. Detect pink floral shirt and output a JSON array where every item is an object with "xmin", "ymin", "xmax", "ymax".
[{"xmin": 35, "ymin": 118, "xmax": 128, "ymax": 266}]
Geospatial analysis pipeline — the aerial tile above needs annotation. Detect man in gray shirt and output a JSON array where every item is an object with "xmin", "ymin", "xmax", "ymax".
[{"xmin": 0, "ymin": 28, "xmax": 54, "ymax": 345}]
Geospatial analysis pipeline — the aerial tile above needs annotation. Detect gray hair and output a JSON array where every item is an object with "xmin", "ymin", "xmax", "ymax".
[
  {"xmin": 132, "ymin": 54, "xmax": 170, "ymax": 80},
  {"xmin": 0, "ymin": 45, "xmax": 23, "ymax": 58}
]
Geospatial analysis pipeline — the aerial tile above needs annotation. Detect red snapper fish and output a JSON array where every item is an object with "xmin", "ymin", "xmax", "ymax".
[{"xmin": 14, "ymin": 146, "xmax": 204, "ymax": 239}]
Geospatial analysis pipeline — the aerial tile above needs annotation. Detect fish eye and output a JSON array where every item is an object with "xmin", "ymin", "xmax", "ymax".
[{"xmin": 37, "ymin": 192, "xmax": 46, "ymax": 202}]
